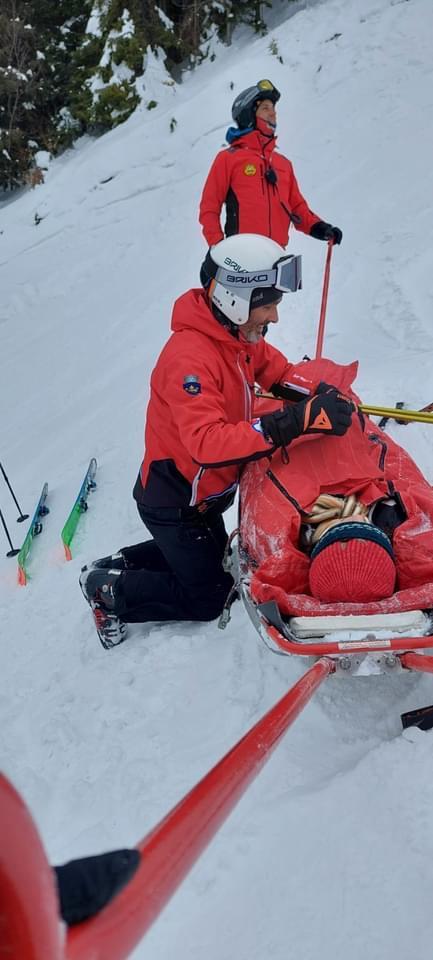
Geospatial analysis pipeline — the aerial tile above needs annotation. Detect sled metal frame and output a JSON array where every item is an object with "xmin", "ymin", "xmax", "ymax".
[
  {"xmin": 242, "ymin": 584, "xmax": 433, "ymax": 673},
  {"xmin": 237, "ymin": 540, "xmax": 433, "ymax": 675},
  {"xmin": 241, "ymin": 581, "xmax": 433, "ymax": 676}
]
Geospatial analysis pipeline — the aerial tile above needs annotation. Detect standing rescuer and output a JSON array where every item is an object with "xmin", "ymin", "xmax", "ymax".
[
  {"xmin": 199, "ymin": 79, "xmax": 342, "ymax": 249},
  {"xmin": 79, "ymin": 234, "xmax": 352, "ymax": 649}
]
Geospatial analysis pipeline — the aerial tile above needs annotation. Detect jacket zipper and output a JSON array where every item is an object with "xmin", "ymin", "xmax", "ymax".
[
  {"xmin": 238, "ymin": 139, "xmax": 274, "ymax": 237},
  {"xmin": 368, "ymin": 433, "xmax": 387, "ymax": 471},
  {"xmin": 191, "ymin": 358, "xmax": 252, "ymax": 506},
  {"xmin": 189, "ymin": 466, "xmax": 204, "ymax": 506},
  {"xmin": 261, "ymin": 160, "xmax": 272, "ymax": 237},
  {"xmin": 237, "ymin": 356, "xmax": 252, "ymax": 420},
  {"xmin": 266, "ymin": 470, "xmax": 309, "ymax": 516}
]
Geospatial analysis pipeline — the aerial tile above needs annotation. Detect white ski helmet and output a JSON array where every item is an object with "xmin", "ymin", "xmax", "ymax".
[{"xmin": 202, "ymin": 234, "xmax": 302, "ymax": 326}]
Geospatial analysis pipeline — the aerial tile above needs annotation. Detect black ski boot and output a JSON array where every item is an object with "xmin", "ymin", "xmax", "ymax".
[
  {"xmin": 84, "ymin": 551, "xmax": 127, "ymax": 572},
  {"xmin": 79, "ymin": 567, "xmax": 127, "ymax": 650}
]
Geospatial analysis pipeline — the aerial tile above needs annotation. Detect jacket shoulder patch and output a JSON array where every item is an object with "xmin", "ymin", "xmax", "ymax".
[{"xmin": 183, "ymin": 374, "xmax": 201, "ymax": 396}]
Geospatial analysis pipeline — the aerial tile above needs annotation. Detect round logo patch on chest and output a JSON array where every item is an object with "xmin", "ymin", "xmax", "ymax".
[{"xmin": 244, "ymin": 164, "xmax": 257, "ymax": 176}]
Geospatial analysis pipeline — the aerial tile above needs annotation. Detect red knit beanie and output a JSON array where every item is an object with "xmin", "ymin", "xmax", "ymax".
[{"xmin": 309, "ymin": 521, "xmax": 396, "ymax": 603}]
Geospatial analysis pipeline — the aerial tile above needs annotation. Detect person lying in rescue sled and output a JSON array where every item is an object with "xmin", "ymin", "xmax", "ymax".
[
  {"xmin": 79, "ymin": 234, "xmax": 353, "ymax": 648},
  {"xmin": 240, "ymin": 355, "xmax": 433, "ymax": 615},
  {"xmin": 199, "ymin": 79, "xmax": 342, "ymax": 249}
]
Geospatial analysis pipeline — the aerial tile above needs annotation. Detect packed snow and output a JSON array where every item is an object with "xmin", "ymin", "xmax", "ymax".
[{"xmin": 1, "ymin": 0, "xmax": 433, "ymax": 957}]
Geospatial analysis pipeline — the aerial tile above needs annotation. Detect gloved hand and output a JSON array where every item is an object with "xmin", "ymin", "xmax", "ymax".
[
  {"xmin": 55, "ymin": 849, "xmax": 140, "ymax": 926},
  {"xmin": 310, "ymin": 221, "xmax": 343, "ymax": 245},
  {"xmin": 316, "ymin": 380, "xmax": 340, "ymax": 394},
  {"xmin": 260, "ymin": 389, "xmax": 353, "ymax": 447}
]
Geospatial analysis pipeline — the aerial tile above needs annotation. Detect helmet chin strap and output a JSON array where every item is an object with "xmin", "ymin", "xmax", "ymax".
[
  {"xmin": 255, "ymin": 116, "xmax": 276, "ymax": 137},
  {"xmin": 210, "ymin": 301, "xmax": 240, "ymax": 339}
]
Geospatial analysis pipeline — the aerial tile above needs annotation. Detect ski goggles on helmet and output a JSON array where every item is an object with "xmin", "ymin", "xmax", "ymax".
[
  {"xmin": 256, "ymin": 79, "xmax": 280, "ymax": 99},
  {"xmin": 215, "ymin": 254, "xmax": 302, "ymax": 294}
]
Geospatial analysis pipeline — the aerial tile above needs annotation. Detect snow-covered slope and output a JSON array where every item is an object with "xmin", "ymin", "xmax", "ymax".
[{"xmin": 1, "ymin": 0, "xmax": 433, "ymax": 957}]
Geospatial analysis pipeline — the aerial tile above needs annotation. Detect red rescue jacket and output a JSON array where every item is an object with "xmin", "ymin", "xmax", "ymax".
[
  {"xmin": 199, "ymin": 129, "xmax": 320, "ymax": 248},
  {"xmin": 134, "ymin": 290, "xmax": 308, "ymax": 512}
]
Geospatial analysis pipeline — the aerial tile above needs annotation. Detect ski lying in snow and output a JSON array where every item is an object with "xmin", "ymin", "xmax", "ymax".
[
  {"xmin": 17, "ymin": 482, "xmax": 49, "ymax": 585},
  {"xmin": 61, "ymin": 458, "xmax": 97, "ymax": 560}
]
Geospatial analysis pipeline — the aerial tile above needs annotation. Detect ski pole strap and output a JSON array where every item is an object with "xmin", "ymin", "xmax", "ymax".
[{"xmin": 315, "ymin": 239, "xmax": 333, "ymax": 360}]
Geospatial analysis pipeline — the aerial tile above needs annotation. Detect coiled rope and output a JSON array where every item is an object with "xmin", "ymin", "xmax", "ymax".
[{"xmin": 305, "ymin": 494, "xmax": 369, "ymax": 545}]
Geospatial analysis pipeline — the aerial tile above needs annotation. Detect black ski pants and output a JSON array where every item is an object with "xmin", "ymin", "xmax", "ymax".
[{"xmin": 113, "ymin": 505, "xmax": 234, "ymax": 624}]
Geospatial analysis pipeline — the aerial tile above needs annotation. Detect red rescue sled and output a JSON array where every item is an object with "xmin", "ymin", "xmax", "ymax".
[{"xmin": 225, "ymin": 356, "xmax": 433, "ymax": 678}]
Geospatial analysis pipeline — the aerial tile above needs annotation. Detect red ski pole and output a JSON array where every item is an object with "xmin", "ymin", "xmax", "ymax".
[{"xmin": 315, "ymin": 239, "xmax": 334, "ymax": 359}]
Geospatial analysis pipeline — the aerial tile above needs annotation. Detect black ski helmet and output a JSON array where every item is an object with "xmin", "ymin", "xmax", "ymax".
[{"xmin": 231, "ymin": 79, "xmax": 280, "ymax": 130}]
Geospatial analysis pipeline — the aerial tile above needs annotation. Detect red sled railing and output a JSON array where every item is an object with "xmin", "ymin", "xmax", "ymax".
[
  {"xmin": 0, "ymin": 774, "xmax": 64, "ymax": 959},
  {"xmin": 264, "ymin": 623, "xmax": 433, "ymax": 658},
  {"xmin": 0, "ymin": 658, "xmax": 332, "ymax": 960},
  {"xmin": 3, "ymin": 644, "xmax": 432, "ymax": 959}
]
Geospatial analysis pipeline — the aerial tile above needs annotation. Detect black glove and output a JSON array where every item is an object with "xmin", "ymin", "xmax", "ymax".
[
  {"xmin": 260, "ymin": 389, "xmax": 353, "ymax": 447},
  {"xmin": 310, "ymin": 221, "xmax": 343, "ymax": 245},
  {"xmin": 316, "ymin": 380, "xmax": 340, "ymax": 394},
  {"xmin": 55, "ymin": 849, "xmax": 140, "ymax": 926}
]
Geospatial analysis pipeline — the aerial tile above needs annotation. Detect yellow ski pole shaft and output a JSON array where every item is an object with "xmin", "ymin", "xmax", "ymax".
[
  {"xmin": 254, "ymin": 391, "xmax": 433, "ymax": 425},
  {"xmin": 359, "ymin": 404, "xmax": 433, "ymax": 425}
]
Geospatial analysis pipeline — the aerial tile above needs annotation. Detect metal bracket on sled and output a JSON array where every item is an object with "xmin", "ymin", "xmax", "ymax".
[
  {"xmin": 332, "ymin": 651, "xmax": 405, "ymax": 676},
  {"xmin": 257, "ymin": 600, "xmax": 292, "ymax": 637},
  {"xmin": 241, "ymin": 593, "xmax": 299, "ymax": 653}
]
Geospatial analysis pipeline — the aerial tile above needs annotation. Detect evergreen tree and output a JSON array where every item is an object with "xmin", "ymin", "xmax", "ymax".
[
  {"xmin": 0, "ymin": 0, "xmax": 286, "ymax": 190},
  {"xmin": 0, "ymin": 0, "xmax": 40, "ymax": 188},
  {"xmin": 69, "ymin": 2, "xmax": 145, "ymax": 132},
  {"xmin": 29, "ymin": 0, "xmax": 92, "ymax": 150},
  {"xmin": 0, "ymin": 0, "xmax": 91, "ymax": 189}
]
